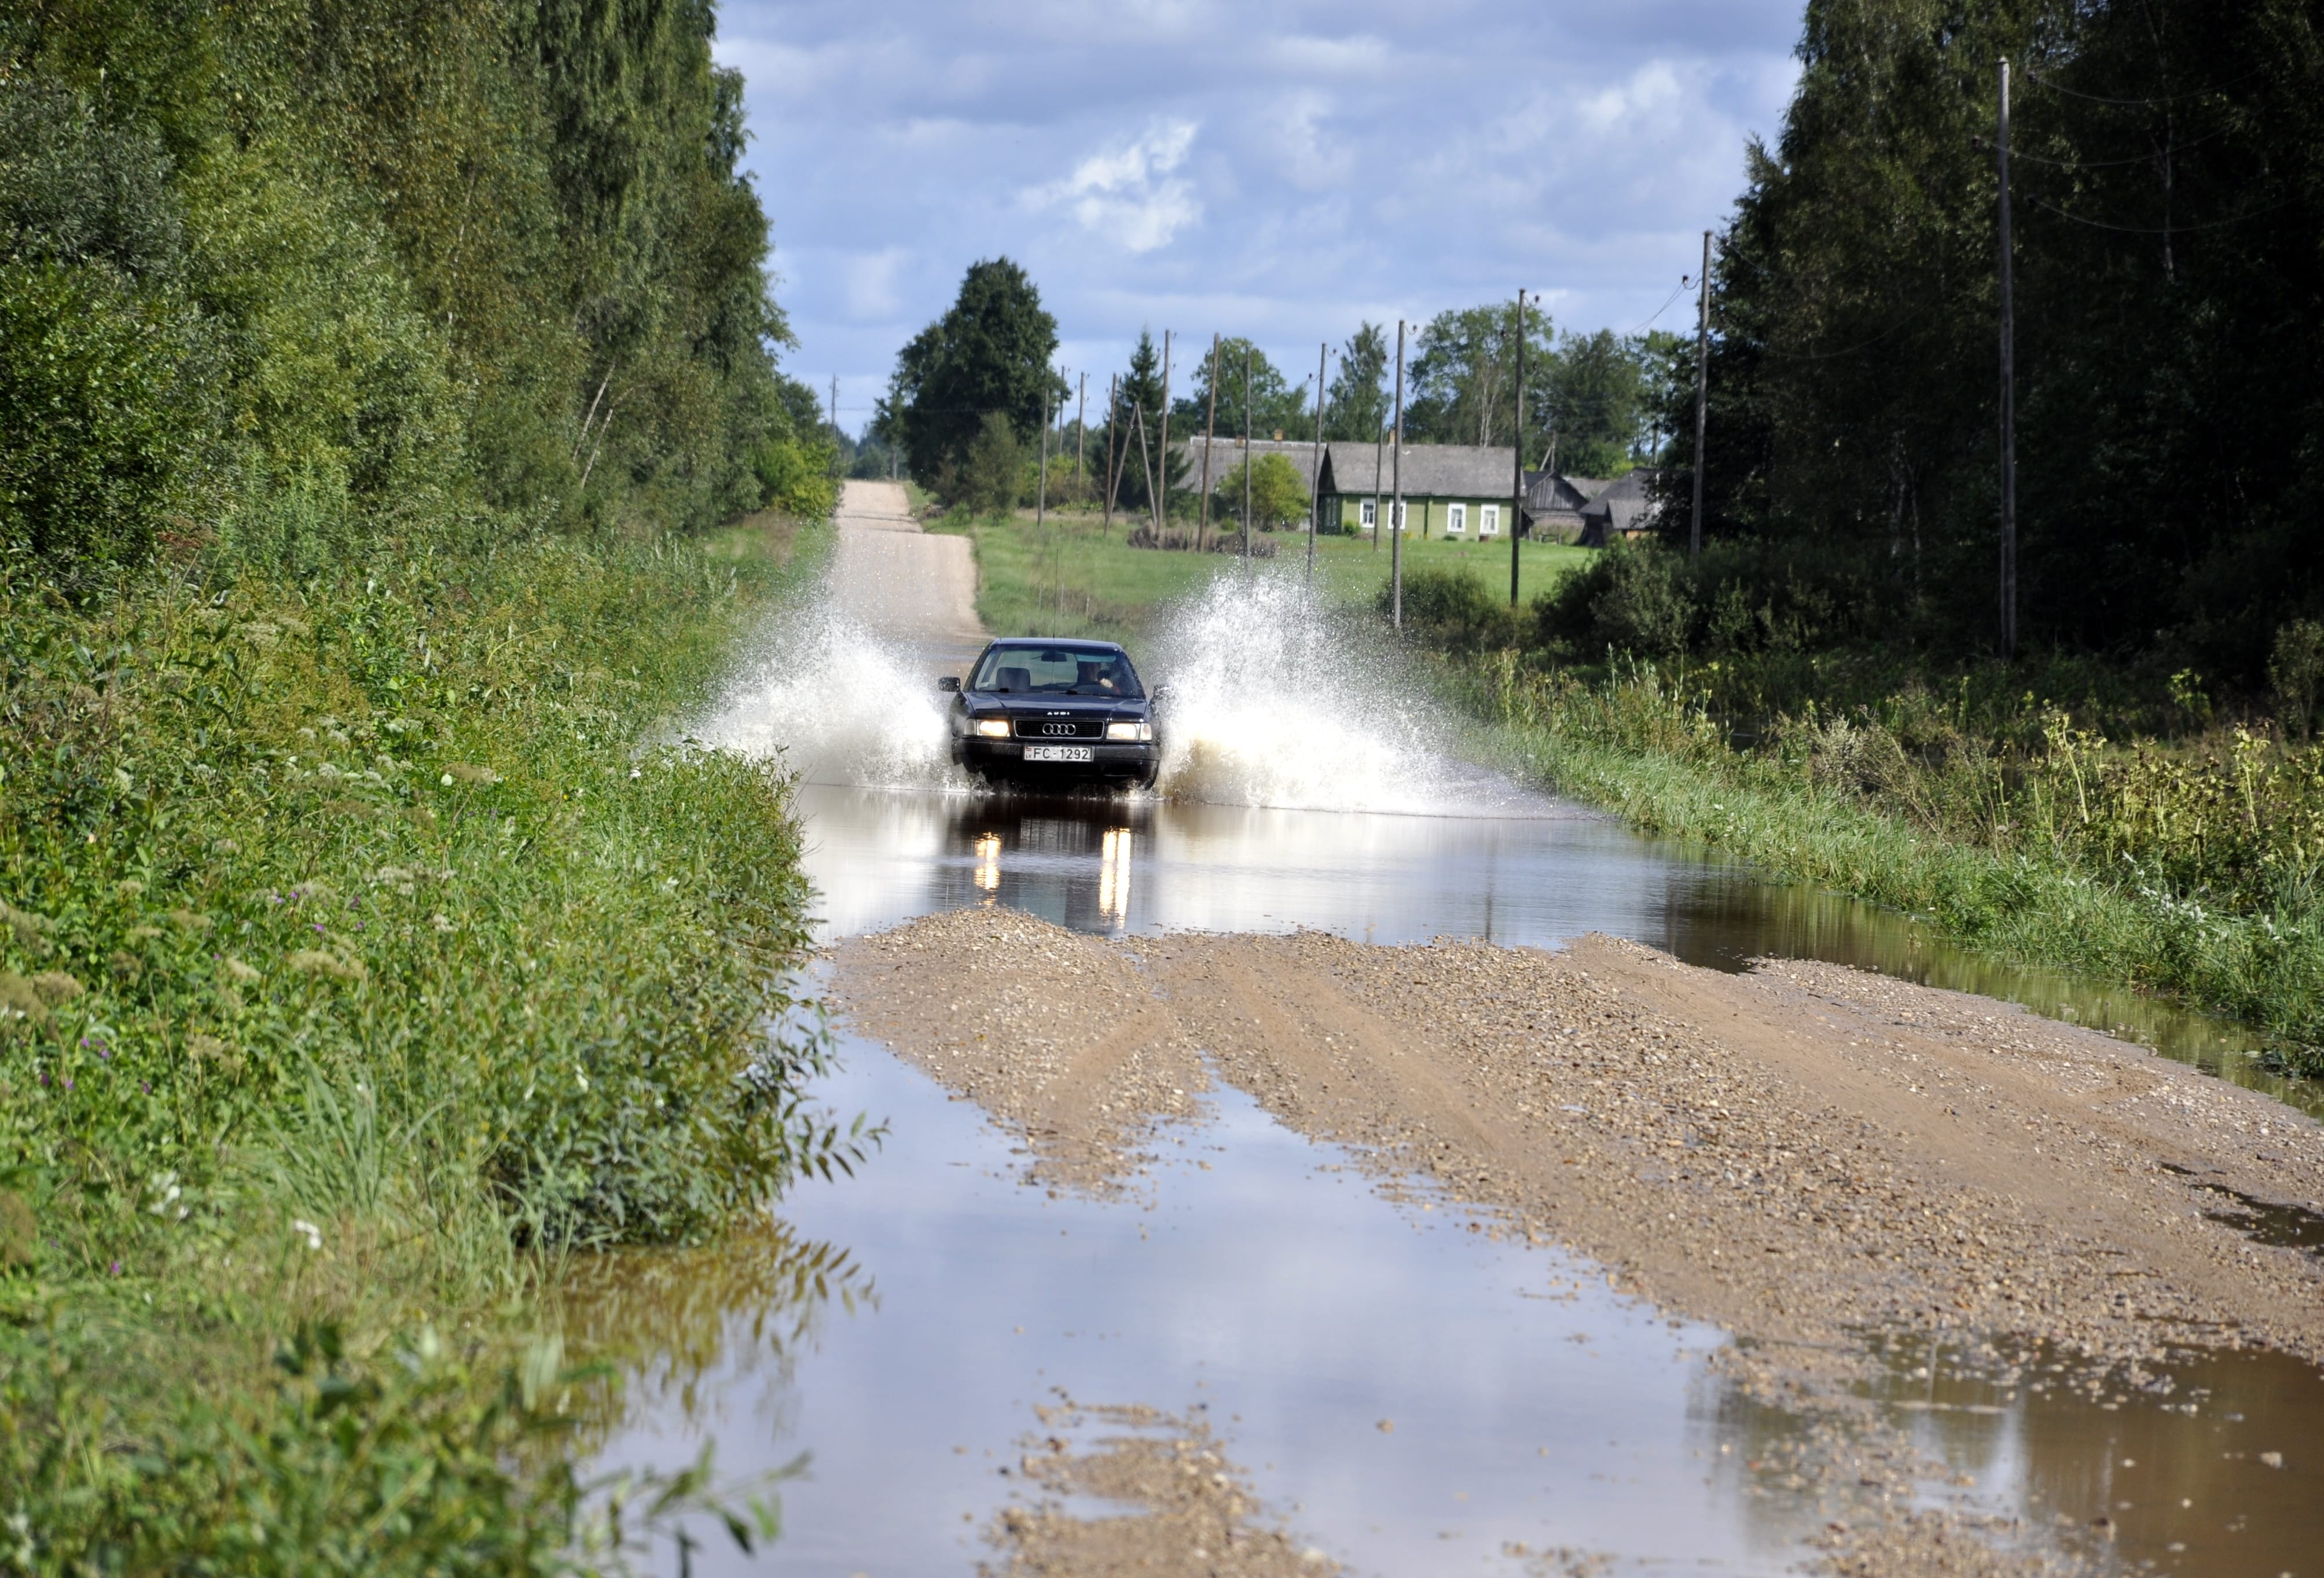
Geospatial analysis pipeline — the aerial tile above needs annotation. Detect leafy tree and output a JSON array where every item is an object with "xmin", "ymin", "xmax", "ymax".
[
  {"xmin": 888, "ymin": 257, "xmax": 1058, "ymax": 498},
  {"xmin": 1544, "ymin": 329, "xmax": 1650, "ymax": 478},
  {"xmin": 1326, "ymin": 322, "xmax": 1389, "ymax": 441},
  {"xmin": 1216, "ymin": 452, "xmax": 1309, "ymax": 531},
  {"xmin": 957, "ymin": 411, "xmax": 1025, "ymax": 516},
  {"xmin": 1104, "ymin": 328, "xmax": 1184, "ymax": 515},
  {"xmin": 1174, "ymin": 338, "xmax": 1312, "ymax": 443},
  {"xmin": 1403, "ymin": 300, "xmax": 1552, "ymax": 450}
]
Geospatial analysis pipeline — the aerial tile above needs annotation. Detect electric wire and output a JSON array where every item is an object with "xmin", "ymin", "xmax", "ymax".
[
  {"xmin": 2027, "ymin": 195, "xmax": 2298, "ymax": 233},
  {"xmin": 2025, "ymin": 66, "xmax": 2267, "ymax": 106}
]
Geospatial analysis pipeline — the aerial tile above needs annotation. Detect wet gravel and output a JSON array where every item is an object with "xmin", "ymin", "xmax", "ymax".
[{"xmin": 838, "ymin": 908, "xmax": 2324, "ymax": 1573}]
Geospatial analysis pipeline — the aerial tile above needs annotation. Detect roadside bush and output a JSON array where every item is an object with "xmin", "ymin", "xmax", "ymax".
[
  {"xmin": 1534, "ymin": 541, "xmax": 1696, "ymax": 658},
  {"xmin": 1384, "ymin": 565, "xmax": 1519, "ymax": 652}
]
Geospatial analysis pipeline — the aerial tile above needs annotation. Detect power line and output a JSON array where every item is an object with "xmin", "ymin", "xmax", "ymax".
[
  {"xmin": 1971, "ymin": 130, "xmax": 2223, "ymax": 169},
  {"xmin": 2028, "ymin": 195, "xmax": 2297, "ymax": 233},
  {"xmin": 2025, "ymin": 65, "xmax": 2266, "ymax": 107}
]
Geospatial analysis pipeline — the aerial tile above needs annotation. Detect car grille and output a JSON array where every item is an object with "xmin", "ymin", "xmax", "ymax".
[{"xmin": 1014, "ymin": 718, "xmax": 1103, "ymax": 740}]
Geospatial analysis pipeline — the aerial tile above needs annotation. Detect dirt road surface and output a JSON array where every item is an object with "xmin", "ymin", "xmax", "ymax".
[
  {"xmin": 836, "ymin": 908, "xmax": 2324, "ymax": 1576},
  {"xmin": 829, "ymin": 478, "xmax": 985, "ymax": 674}
]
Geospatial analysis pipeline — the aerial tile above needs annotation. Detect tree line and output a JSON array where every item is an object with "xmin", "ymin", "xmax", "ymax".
[
  {"xmin": 880, "ymin": 258, "xmax": 1681, "ymax": 521},
  {"xmin": 1642, "ymin": 0, "xmax": 2324, "ymax": 689},
  {"xmin": 1, "ymin": 0, "xmax": 831, "ymax": 583}
]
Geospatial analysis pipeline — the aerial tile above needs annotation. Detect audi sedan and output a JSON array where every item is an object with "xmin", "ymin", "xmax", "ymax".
[{"xmin": 942, "ymin": 638, "xmax": 1161, "ymax": 790}]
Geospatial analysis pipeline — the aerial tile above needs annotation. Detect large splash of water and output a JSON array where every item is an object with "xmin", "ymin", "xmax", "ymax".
[
  {"xmin": 696, "ymin": 597, "xmax": 963, "ymax": 789},
  {"xmin": 1148, "ymin": 570, "xmax": 1527, "ymax": 816}
]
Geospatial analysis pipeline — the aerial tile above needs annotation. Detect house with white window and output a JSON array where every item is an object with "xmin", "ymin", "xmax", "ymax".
[{"xmin": 1312, "ymin": 442, "xmax": 1518, "ymax": 540}]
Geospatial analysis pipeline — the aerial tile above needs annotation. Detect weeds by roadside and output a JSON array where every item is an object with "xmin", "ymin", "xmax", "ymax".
[{"xmin": 0, "ymin": 505, "xmax": 857, "ymax": 1572}]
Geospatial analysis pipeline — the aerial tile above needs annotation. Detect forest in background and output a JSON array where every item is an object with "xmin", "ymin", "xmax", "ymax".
[
  {"xmin": 1645, "ymin": 0, "xmax": 2324, "ymax": 693},
  {"xmin": 2, "ymin": 0, "xmax": 834, "ymax": 582}
]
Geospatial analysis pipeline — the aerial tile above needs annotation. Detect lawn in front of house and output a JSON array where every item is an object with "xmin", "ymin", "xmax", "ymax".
[{"xmin": 929, "ymin": 505, "xmax": 1595, "ymax": 652}]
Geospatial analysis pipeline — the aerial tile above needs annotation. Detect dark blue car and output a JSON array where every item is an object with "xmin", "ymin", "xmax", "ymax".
[{"xmin": 941, "ymin": 638, "xmax": 1161, "ymax": 790}]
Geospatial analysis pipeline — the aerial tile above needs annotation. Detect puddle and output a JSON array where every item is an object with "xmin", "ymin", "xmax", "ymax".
[
  {"xmin": 1860, "ymin": 1333, "xmax": 2324, "ymax": 1575},
  {"xmin": 2157, "ymin": 1163, "xmax": 2324, "ymax": 1256},
  {"xmin": 582, "ymin": 1021, "xmax": 1840, "ymax": 1576},
  {"xmin": 794, "ymin": 783, "xmax": 2324, "ymax": 1118}
]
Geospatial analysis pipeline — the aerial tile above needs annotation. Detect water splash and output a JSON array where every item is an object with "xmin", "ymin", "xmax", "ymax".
[
  {"xmin": 697, "ymin": 596, "xmax": 964, "ymax": 789},
  {"xmin": 1148, "ymin": 571, "xmax": 1536, "ymax": 816}
]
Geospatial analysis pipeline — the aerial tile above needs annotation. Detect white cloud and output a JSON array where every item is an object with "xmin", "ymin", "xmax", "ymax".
[{"xmin": 1025, "ymin": 120, "xmax": 1203, "ymax": 254}]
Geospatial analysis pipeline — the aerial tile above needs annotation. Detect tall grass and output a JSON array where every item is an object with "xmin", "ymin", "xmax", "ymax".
[
  {"xmin": 0, "ymin": 504, "xmax": 852, "ymax": 1571},
  {"xmin": 1456, "ymin": 654, "xmax": 2324, "ymax": 1067}
]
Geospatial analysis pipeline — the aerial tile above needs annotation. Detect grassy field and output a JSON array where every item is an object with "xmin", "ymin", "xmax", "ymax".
[
  {"xmin": 1, "ymin": 505, "xmax": 852, "ymax": 1569},
  {"xmin": 930, "ymin": 505, "xmax": 1591, "ymax": 648}
]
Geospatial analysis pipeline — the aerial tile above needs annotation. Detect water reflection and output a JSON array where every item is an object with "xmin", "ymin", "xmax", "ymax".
[
  {"xmin": 1862, "ymin": 1334, "xmax": 2324, "ymax": 1575},
  {"xmin": 583, "ymin": 1024, "xmax": 1817, "ymax": 1577},
  {"xmin": 796, "ymin": 783, "xmax": 2324, "ymax": 1116}
]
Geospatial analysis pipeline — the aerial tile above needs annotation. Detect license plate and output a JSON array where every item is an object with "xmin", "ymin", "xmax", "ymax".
[{"xmin": 1023, "ymin": 744, "xmax": 1093, "ymax": 762}]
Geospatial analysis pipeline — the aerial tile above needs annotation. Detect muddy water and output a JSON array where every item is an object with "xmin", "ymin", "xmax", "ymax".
[
  {"xmin": 574, "ymin": 781, "xmax": 2324, "ymax": 1575},
  {"xmin": 795, "ymin": 782, "xmax": 2318, "ymax": 1114}
]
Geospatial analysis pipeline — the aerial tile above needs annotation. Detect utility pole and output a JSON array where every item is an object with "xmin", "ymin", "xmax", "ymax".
[
  {"xmin": 1242, "ymin": 344, "xmax": 1254, "ymax": 566},
  {"xmin": 1100, "ymin": 373, "xmax": 1120, "ymax": 537},
  {"xmin": 1690, "ymin": 232, "xmax": 1710, "ymax": 560},
  {"xmin": 1156, "ymin": 330, "xmax": 1173, "ymax": 538},
  {"xmin": 1309, "ymin": 342, "xmax": 1327, "ymax": 585},
  {"xmin": 1510, "ymin": 288, "xmax": 1526, "ymax": 607},
  {"xmin": 1371, "ymin": 405, "xmax": 1385, "ymax": 555},
  {"xmin": 1997, "ymin": 56, "xmax": 2018, "ymax": 662},
  {"xmin": 829, "ymin": 375, "xmax": 841, "ymax": 478},
  {"xmin": 1391, "ymin": 319, "xmax": 1407, "ymax": 632},
  {"xmin": 1074, "ymin": 373, "xmax": 1088, "ymax": 487},
  {"xmin": 1198, "ymin": 335, "xmax": 1220, "ymax": 552},
  {"xmin": 1036, "ymin": 380, "xmax": 1051, "ymax": 534}
]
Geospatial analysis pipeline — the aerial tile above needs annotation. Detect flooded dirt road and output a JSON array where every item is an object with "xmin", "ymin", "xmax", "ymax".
[{"xmin": 578, "ymin": 549, "xmax": 2324, "ymax": 1576}]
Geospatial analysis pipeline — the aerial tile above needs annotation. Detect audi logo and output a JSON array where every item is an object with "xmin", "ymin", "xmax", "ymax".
[{"xmin": 1040, "ymin": 722, "xmax": 1077, "ymax": 737}]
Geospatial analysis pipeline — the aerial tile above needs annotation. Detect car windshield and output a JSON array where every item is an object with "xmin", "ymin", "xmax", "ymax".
[{"xmin": 971, "ymin": 645, "xmax": 1142, "ymax": 698}]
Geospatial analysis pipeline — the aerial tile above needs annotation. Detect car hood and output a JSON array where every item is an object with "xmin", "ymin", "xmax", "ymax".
[{"xmin": 963, "ymin": 692, "xmax": 1150, "ymax": 714}]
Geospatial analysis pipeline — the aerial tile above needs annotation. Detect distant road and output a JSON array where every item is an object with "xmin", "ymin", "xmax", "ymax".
[{"xmin": 830, "ymin": 480, "xmax": 985, "ymax": 677}]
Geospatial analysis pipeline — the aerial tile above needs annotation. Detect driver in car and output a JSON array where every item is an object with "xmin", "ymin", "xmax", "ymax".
[{"xmin": 1075, "ymin": 656, "xmax": 1128, "ymax": 695}]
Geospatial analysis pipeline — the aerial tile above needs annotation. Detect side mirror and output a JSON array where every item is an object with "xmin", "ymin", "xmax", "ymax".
[
  {"xmin": 1149, "ymin": 685, "xmax": 1170, "ymax": 703},
  {"xmin": 937, "ymin": 676, "xmax": 960, "ymax": 692}
]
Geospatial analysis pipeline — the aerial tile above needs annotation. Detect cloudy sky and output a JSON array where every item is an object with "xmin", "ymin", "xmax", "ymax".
[{"xmin": 715, "ymin": 0, "xmax": 1807, "ymax": 435}]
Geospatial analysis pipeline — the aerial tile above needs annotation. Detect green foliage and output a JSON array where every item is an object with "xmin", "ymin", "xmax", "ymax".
[
  {"xmin": 1677, "ymin": 0, "xmax": 2324, "ymax": 676},
  {"xmin": 1536, "ymin": 542, "xmax": 1698, "ymax": 659},
  {"xmin": 1403, "ymin": 300, "xmax": 1551, "ymax": 450},
  {"xmin": 957, "ymin": 412, "xmax": 1026, "ymax": 518},
  {"xmin": 2271, "ymin": 621, "xmax": 2324, "ymax": 743},
  {"xmin": 0, "ymin": 0, "xmax": 802, "ymax": 576},
  {"xmin": 1545, "ymin": 328, "xmax": 1651, "ymax": 478},
  {"xmin": 889, "ymin": 258, "xmax": 1059, "ymax": 497},
  {"xmin": 1216, "ymin": 451, "xmax": 1309, "ymax": 531},
  {"xmin": 1380, "ymin": 566, "xmax": 1518, "ymax": 653},
  {"xmin": 1173, "ymin": 338, "xmax": 1311, "ymax": 443},
  {"xmin": 1100, "ymin": 328, "xmax": 1185, "ymax": 516},
  {"xmin": 752, "ymin": 434, "xmax": 840, "ymax": 521},
  {"xmin": 1324, "ymin": 322, "xmax": 1389, "ymax": 442}
]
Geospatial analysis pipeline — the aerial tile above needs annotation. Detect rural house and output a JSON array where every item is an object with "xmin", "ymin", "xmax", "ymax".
[
  {"xmin": 1576, "ymin": 468, "xmax": 1661, "ymax": 545},
  {"xmin": 1521, "ymin": 472, "xmax": 1613, "ymax": 542},
  {"xmin": 1313, "ymin": 442, "xmax": 1519, "ymax": 540}
]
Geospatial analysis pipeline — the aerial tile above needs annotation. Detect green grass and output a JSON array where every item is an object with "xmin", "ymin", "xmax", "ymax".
[
  {"xmin": 1449, "ymin": 656, "xmax": 2324, "ymax": 1070},
  {"xmin": 933, "ymin": 505, "xmax": 1592, "ymax": 652},
  {"xmin": 0, "ymin": 504, "xmax": 853, "ymax": 1570}
]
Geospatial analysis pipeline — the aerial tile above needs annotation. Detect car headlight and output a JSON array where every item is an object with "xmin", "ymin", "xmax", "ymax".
[
  {"xmin": 971, "ymin": 717, "xmax": 1011, "ymax": 739},
  {"xmin": 1104, "ymin": 721, "xmax": 1152, "ymax": 742}
]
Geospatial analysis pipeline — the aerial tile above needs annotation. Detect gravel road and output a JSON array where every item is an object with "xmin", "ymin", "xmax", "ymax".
[
  {"xmin": 829, "ymin": 478, "xmax": 984, "ymax": 673},
  {"xmin": 837, "ymin": 908, "xmax": 2324, "ymax": 1576}
]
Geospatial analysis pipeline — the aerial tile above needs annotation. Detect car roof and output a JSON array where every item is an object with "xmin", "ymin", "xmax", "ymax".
[{"xmin": 982, "ymin": 638, "xmax": 1129, "ymax": 655}]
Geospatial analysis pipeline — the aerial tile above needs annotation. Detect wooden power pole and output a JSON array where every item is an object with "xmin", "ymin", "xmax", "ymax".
[
  {"xmin": 1100, "ymin": 373, "xmax": 1120, "ymax": 537},
  {"xmin": 1997, "ymin": 56, "xmax": 2018, "ymax": 662},
  {"xmin": 1241, "ymin": 344, "xmax": 1254, "ymax": 564},
  {"xmin": 1198, "ymin": 335, "xmax": 1219, "ymax": 552},
  {"xmin": 1510, "ymin": 288, "xmax": 1526, "ymax": 607},
  {"xmin": 1391, "ymin": 318, "xmax": 1407, "ymax": 632},
  {"xmin": 1309, "ymin": 342, "xmax": 1327, "ymax": 585},
  {"xmin": 1690, "ymin": 233, "xmax": 1710, "ymax": 560},
  {"xmin": 1155, "ymin": 330, "xmax": 1173, "ymax": 537},
  {"xmin": 1074, "ymin": 373, "xmax": 1087, "ymax": 486}
]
